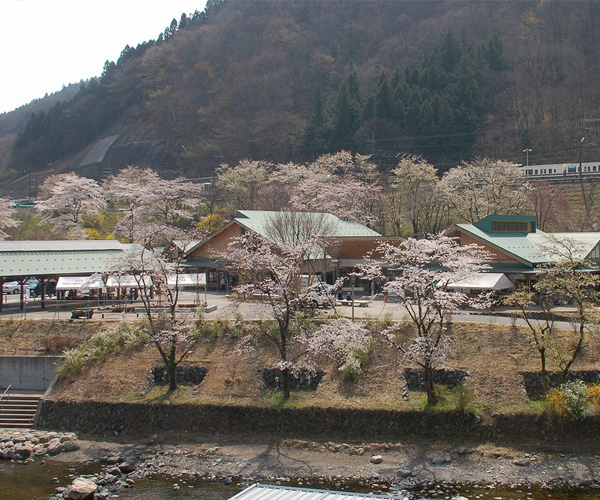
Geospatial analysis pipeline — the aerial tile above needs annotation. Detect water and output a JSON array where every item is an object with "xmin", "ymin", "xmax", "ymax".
[
  {"xmin": 117, "ymin": 477, "xmax": 600, "ymax": 500},
  {"xmin": 1, "ymin": 464, "xmax": 598, "ymax": 500},
  {"xmin": 0, "ymin": 460, "xmax": 99, "ymax": 500}
]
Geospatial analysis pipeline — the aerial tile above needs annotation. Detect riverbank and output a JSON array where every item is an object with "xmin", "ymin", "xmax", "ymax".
[{"xmin": 49, "ymin": 431, "xmax": 600, "ymax": 491}]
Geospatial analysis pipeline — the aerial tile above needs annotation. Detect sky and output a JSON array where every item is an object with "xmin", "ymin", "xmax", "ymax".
[{"xmin": 0, "ymin": 0, "xmax": 205, "ymax": 114}]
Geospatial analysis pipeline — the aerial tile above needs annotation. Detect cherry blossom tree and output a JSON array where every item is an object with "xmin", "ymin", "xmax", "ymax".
[
  {"xmin": 215, "ymin": 160, "xmax": 271, "ymax": 214},
  {"xmin": 36, "ymin": 173, "xmax": 106, "ymax": 238},
  {"xmin": 0, "ymin": 198, "xmax": 17, "ymax": 239},
  {"xmin": 390, "ymin": 159, "xmax": 449, "ymax": 237},
  {"xmin": 440, "ymin": 159, "xmax": 532, "ymax": 223},
  {"xmin": 110, "ymin": 221, "xmax": 205, "ymax": 391},
  {"xmin": 103, "ymin": 166, "xmax": 161, "ymax": 242},
  {"xmin": 290, "ymin": 176, "xmax": 381, "ymax": 225},
  {"xmin": 360, "ymin": 234, "xmax": 490, "ymax": 405},
  {"xmin": 298, "ymin": 318, "xmax": 374, "ymax": 381},
  {"xmin": 216, "ymin": 211, "xmax": 343, "ymax": 399}
]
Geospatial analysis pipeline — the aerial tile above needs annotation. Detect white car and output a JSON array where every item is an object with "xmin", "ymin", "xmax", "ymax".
[{"xmin": 2, "ymin": 279, "xmax": 39, "ymax": 295}]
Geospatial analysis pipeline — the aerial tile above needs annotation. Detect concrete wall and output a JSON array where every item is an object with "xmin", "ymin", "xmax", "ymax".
[{"xmin": 0, "ymin": 356, "xmax": 62, "ymax": 390}]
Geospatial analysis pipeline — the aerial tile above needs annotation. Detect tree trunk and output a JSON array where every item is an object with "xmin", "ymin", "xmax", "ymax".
[
  {"xmin": 424, "ymin": 367, "xmax": 438, "ymax": 405},
  {"xmin": 282, "ymin": 366, "xmax": 291, "ymax": 400},
  {"xmin": 168, "ymin": 359, "xmax": 178, "ymax": 392}
]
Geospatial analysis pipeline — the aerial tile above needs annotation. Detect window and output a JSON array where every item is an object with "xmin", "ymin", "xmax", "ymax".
[{"xmin": 491, "ymin": 221, "xmax": 529, "ymax": 232}]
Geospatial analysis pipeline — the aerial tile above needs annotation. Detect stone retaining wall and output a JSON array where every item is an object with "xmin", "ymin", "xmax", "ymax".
[
  {"xmin": 261, "ymin": 369, "xmax": 325, "ymax": 391},
  {"xmin": 150, "ymin": 366, "xmax": 208, "ymax": 386},
  {"xmin": 404, "ymin": 368, "xmax": 469, "ymax": 391},
  {"xmin": 521, "ymin": 370, "xmax": 600, "ymax": 400},
  {"xmin": 39, "ymin": 400, "xmax": 600, "ymax": 441}
]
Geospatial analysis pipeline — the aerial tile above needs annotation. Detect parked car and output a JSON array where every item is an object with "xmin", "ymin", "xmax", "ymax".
[
  {"xmin": 31, "ymin": 280, "xmax": 57, "ymax": 298},
  {"xmin": 301, "ymin": 289, "xmax": 335, "ymax": 309},
  {"xmin": 2, "ymin": 278, "xmax": 39, "ymax": 295}
]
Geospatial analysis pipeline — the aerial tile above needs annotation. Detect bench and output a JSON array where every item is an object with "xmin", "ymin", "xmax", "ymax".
[{"xmin": 336, "ymin": 300, "xmax": 370, "ymax": 307}]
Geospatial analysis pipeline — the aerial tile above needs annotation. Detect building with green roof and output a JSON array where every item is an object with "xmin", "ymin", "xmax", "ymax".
[
  {"xmin": 185, "ymin": 210, "xmax": 388, "ymax": 290},
  {"xmin": 447, "ymin": 214, "xmax": 600, "ymax": 286}
]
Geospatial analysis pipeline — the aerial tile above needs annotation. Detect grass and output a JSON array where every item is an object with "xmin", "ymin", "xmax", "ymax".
[{"xmin": 56, "ymin": 322, "xmax": 148, "ymax": 380}]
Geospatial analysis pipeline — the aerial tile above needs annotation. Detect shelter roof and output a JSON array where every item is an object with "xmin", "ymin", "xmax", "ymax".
[
  {"xmin": 0, "ymin": 240, "xmax": 128, "ymax": 278},
  {"xmin": 230, "ymin": 484, "xmax": 385, "ymax": 500}
]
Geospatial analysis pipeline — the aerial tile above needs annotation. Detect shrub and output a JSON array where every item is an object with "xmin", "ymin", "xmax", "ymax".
[
  {"xmin": 56, "ymin": 322, "xmax": 148, "ymax": 380},
  {"xmin": 544, "ymin": 380, "xmax": 592, "ymax": 421},
  {"xmin": 544, "ymin": 387, "xmax": 566, "ymax": 418},
  {"xmin": 587, "ymin": 382, "xmax": 600, "ymax": 414},
  {"xmin": 450, "ymin": 383, "xmax": 477, "ymax": 414},
  {"xmin": 562, "ymin": 380, "xmax": 592, "ymax": 420}
]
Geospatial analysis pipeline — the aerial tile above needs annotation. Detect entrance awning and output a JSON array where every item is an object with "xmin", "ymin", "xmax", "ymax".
[
  {"xmin": 56, "ymin": 276, "xmax": 106, "ymax": 291},
  {"xmin": 167, "ymin": 273, "xmax": 207, "ymax": 286},
  {"xmin": 106, "ymin": 275, "xmax": 153, "ymax": 288},
  {"xmin": 447, "ymin": 273, "xmax": 513, "ymax": 291}
]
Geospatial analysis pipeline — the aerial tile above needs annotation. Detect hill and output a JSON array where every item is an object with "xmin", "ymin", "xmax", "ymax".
[{"xmin": 3, "ymin": 0, "xmax": 600, "ymax": 182}]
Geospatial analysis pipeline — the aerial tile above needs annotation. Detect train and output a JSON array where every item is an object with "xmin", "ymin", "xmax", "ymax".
[{"xmin": 520, "ymin": 161, "xmax": 600, "ymax": 180}]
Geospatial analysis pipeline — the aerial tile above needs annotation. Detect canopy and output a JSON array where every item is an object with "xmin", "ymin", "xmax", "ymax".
[
  {"xmin": 56, "ymin": 276, "xmax": 106, "ymax": 291},
  {"xmin": 106, "ymin": 275, "xmax": 153, "ymax": 288},
  {"xmin": 167, "ymin": 273, "xmax": 207, "ymax": 286},
  {"xmin": 447, "ymin": 273, "xmax": 513, "ymax": 291}
]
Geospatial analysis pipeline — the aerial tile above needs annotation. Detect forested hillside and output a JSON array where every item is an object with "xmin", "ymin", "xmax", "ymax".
[{"xmin": 3, "ymin": 0, "xmax": 600, "ymax": 182}]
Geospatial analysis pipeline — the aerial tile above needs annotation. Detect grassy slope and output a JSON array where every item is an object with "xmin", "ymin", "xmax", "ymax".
[{"xmin": 3, "ymin": 319, "xmax": 599, "ymax": 413}]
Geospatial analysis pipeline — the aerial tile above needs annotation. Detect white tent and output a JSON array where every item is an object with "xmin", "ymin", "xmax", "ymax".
[
  {"xmin": 56, "ymin": 276, "xmax": 106, "ymax": 292},
  {"xmin": 446, "ymin": 273, "xmax": 513, "ymax": 291},
  {"xmin": 106, "ymin": 275, "xmax": 153, "ymax": 288},
  {"xmin": 167, "ymin": 273, "xmax": 207, "ymax": 286}
]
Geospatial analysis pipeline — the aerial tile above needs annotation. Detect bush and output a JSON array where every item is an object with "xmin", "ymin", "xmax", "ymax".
[
  {"xmin": 56, "ymin": 322, "xmax": 148, "ymax": 380},
  {"xmin": 544, "ymin": 380, "xmax": 592, "ymax": 421},
  {"xmin": 432, "ymin": 383, "xmax": 477, "ymax": 414},
  {"xmin": 544, "ymin": 387, "xmax": 567, "ymax": 418},
  {"xmin": 562, "ymin": 380, "xmax": 592, "ymax": 420},
  {"xmin": 587, "ymin": 382, "xmax": 600, "ymax": 414}
]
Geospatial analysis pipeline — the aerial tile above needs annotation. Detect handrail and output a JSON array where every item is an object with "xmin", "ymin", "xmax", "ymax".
[{"xmin": 0, "ymin": 384, "xmax": 12, "ymax": 409}]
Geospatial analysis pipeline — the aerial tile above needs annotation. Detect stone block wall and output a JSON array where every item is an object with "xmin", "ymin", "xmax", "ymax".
[
  {"xmin": 404, "ymin": 368, "xmax": 469, "ymax": 391},
  {"xmin": 261, "ymin": 369, "xmax": 325, "ymax": 391},
  {"xmin": 521, "ymin": 370, "xmax": 600, "ymax": 400},
  {"xmin": 38, "ymin": 399, "xmax": 600, "ymax": 442},
  {"xmin": 150, "ymin": 366, "xmax": 207, "ymax": 386}
]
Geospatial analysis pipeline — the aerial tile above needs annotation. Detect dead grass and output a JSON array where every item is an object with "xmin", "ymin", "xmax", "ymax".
[{"xmin": 2, "ymin": 319, "xmax": 599, "ymax": 413}]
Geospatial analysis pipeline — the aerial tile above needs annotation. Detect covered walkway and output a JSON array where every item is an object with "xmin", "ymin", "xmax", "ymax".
[{"xmin": 0, "ymin": 240, "xmax": 129, "ymax": 312}]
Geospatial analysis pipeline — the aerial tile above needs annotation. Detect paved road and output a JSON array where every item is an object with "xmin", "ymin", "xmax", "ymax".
[{"xmin": 0, "ymin": 290, "xmax": 584, "ymax": 331}]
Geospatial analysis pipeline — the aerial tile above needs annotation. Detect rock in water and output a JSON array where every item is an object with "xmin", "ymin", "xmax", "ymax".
[{"xmin": 65, "ymin": 477, "xmax": 97, "ymax": 500}]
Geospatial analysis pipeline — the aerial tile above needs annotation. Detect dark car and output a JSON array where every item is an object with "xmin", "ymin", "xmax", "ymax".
[{"xmin": 31, "ymin": 280, "xmax": 57, "ymax": 298}]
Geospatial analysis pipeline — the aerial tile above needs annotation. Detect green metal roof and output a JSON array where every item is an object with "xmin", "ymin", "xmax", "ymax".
[
  {"xmin": 235, "ymin": 210, "xmax": 381, "ymax": 239},
  {"xmin": 456, "ymin": 222, "xmax": 600, "ymax": 267},
  {"xmin": 0, "ymin": 240, "xmax": 128, "ymax": 278}
]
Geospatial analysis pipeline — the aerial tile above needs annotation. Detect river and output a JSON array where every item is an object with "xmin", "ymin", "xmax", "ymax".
[{"xmin": 1, "ymin": 462, "xmax": 598, "ymax": 500}]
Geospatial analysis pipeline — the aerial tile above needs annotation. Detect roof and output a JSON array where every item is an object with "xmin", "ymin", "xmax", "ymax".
[
  {"xmin": 230, "ymin": 484, "xmax": 386, "ymax": 500},
  {"xmin": 0, "ymin": 240, "xmax": 128, "ymax": 278},
  {"xmin": 454, "ymin": 221, "xmax": 600, "ymax": 267},
  {"xmin": 448, "ymin": 272, "xmax": 513, "ymax": 291},
  {"xmin": 235, "ymin": 210, "xmax": 381, "ymax": 239}
]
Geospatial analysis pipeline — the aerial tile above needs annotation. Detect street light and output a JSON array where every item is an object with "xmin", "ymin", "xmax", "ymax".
[{"xmin": 522, "ymin": 148, "xmax": 532, "ymax": 167}]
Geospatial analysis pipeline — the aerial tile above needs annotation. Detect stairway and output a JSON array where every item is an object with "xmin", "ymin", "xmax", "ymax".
[{"xmin": 0, "ymin": 393, "xmax": 41, "ymax": 428}]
